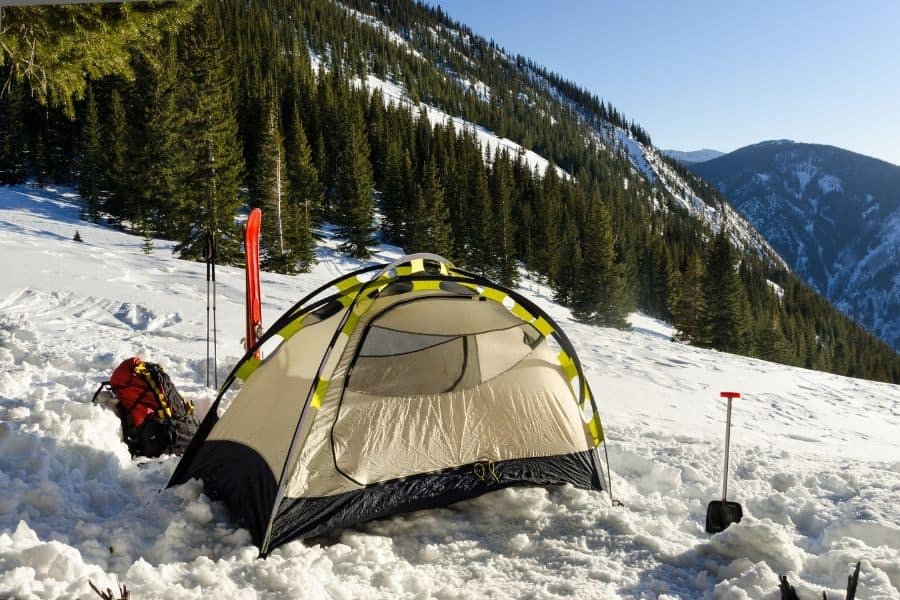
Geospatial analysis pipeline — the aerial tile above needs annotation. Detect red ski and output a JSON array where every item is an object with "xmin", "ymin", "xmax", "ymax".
[{"xmin": 244, "ymin": 208, "xmax": 263, "ymax": 357}]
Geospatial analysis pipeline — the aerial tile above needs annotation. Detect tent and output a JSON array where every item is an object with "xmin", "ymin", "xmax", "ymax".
[{"xmin": 169, "ymin": 254, "xmax": 610, "ymax": 556}]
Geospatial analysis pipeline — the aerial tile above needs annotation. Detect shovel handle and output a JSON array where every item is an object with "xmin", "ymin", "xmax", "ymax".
[{"xmin": 722, "ymin": 397, "xmax": 733, "ymax": 502}]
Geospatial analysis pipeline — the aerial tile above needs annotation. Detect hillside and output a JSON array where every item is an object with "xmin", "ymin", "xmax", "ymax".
[
  {"xmin": 1, "ymin": 0, "xmax": 898, "ymax": 384},
  {"xmin": 691, "ymin": 141, "xmax": 900, "ymax": 350},
  {"xmin": 2, "ymin": 185, "xmax": 899, "ymax": 598}
]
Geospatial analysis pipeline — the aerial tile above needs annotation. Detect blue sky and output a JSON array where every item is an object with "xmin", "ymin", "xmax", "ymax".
[{"xmin": 426, "ymin": 1, "xmax": 900, "ymax": 165}]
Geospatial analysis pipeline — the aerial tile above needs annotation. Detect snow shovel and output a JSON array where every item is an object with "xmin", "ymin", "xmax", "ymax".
[{"xmin": 706, "ymin": 391, "xmax": 744, "ymax": 534}]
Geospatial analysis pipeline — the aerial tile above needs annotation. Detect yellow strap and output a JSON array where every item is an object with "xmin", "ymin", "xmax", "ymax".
[
  {"xmin": 587, "ymin": 412, "xmax": 604, "ymax": 446},
  {"xmin": 511, "ymin": 302, "xmax": 533, "ymax": 323},
  {"xmin": 481, "ymin": 287, "xmax": 507, "ymax": 304},
  {"xmin": 236, "ymin": 357, "xmax": 262, "ymax": 382},
  {"xmin": 557, "ymin": 351, "xmax": 578, "ymax": 381},
  {"xmin": 411, "ymin": 280, "xmax": 442, "ymax": 291},
  {"xmin": 533, "ymin": 316, "xmax": 554, "ymax": 337},
  {"xmin": 310, "ymin": 378, "xmax": 330, "ymax": 409},
  {"xmin": 135, "ymin": 363, "xmax": 172, "ymax": 418},
  {"xmin": 335, "ymin": 275, "xmax": 361, "ymax": 293}
]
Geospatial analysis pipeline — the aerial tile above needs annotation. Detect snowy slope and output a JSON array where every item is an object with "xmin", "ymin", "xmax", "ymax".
[{"xmin": 1, "ymin": 186, "xmax": 899, "ymax": 599}]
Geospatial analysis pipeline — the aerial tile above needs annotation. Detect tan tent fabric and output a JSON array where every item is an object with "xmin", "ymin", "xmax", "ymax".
[
  {"xmin": 209, "ymin": 313, "xmax": 343, "ymax": 474},
  {"xmin": 282, "ymin": 294, "xmax": 588, "ymax": 498},
  {"xmin": 373, "ymin": 296, "xmax": 523, "ymax": 335}
]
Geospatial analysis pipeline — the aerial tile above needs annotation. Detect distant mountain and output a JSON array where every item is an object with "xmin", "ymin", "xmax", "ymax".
[
  {"xmin": 691, "ymin": 141, "xmax": 900, "ymax": 349},
  {"xmin": 662, "ymin": 148, "xmax": 725, "ymax": 164}
]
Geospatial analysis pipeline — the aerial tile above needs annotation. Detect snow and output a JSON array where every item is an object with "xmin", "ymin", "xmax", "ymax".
[
  {"xmin": 340, "ymin": 5, "xmax": 423, "ymax": 61},
  {"xmin": 818, "ymin": 174, "xmax": 843, "ymax": 194},
  {"xmin": 1, "ymin": 185, "xmax": 899, "ymax": 598},
  {"xmin": 352, "ymin": 72, "xmax": 569, "ymax": 180}
]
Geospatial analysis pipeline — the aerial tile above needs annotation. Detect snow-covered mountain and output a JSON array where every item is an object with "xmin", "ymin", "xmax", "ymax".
[
  {"xmin": 2, "ymin": 185, "xmax": 899, "ymax": 598},
  {"xmin": 691, "ymin": 141, "xmax": 900, "ymax": 349},
  {"xmin": 326, "ymin": 1, "xmax": 788, "ymax": 269},
  {"xmin": 662, "ymin": 148, "xmax": 726, "ymax": 164}
]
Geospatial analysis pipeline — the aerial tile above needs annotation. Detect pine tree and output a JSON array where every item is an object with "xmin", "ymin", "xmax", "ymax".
[
  {"xmin": 104, "ymin": 89, "xmax": 130, "ymax": 221},
  {"xmin": 332, "ymin": 101, "xmax": 376, "ymax": 259},
  {"xmin": 407, "ymin": 158, "xmax": 453, "ymax": 257},
  {"xmin": 0, "ymin": 83, "xmax": 29, "ymax": 185},
  {"xmin": 466, "ymin": 164, "xmax": 494, "ymax": 273},
  {"xmin": 77, "ymin": 85, "xmax": 104, "ymax": 222},
  {"xmin": 571, "ymin": 193, "xmax": 630, "ymax": 328},
  {"xmin": 257, "ymin": 94, "xmax": 288, "ymax": 265},
  {"xmin": 380, "ymin": 137, "xmax": 411, "ymax": 245},
  {"xmin": 489, "ymin": 151, "xmax": 518, "ymax": 286},
  {"xmin": 552, "ymin": 214, "xmax": 581, "ymax": 305},
  {"xmin": 668, "ymin": 253, "xmax": 710, "ymax": 345},
  {"xmin": 176, "ymin": 5, "xmax": 244, "ymax": 263},
  {"xmin": 131, "ymin": 42, "xmax": 188, "ymax": 239},
  {"xmin": 704, "ymin": 229, "xmax": 753, "ymax": 354},
  {"xmin": 284, "ymin": 101, "xmax": 320, "ymax": 272}
]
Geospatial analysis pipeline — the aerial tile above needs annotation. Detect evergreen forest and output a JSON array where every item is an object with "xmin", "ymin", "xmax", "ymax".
[{"xmin": 1, "ymin": 0, "xmax": 898, "ymax": 383}]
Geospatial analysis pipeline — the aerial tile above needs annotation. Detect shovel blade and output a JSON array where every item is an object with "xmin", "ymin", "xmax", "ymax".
[{"xmin": 705, "ymin": 500, "xmax": 743, "ymax": 534}]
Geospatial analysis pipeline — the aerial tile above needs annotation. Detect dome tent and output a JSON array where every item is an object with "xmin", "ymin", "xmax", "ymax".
[{"xmin": 169, "ymin": 254, "xmax": 610, "ymax": 556}]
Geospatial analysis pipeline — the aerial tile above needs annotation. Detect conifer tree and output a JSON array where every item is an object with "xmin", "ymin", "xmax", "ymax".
[
  {"xmin": 0, "ymin": 83, "xmax": 29, "ymax": 185},
  {"xmin": 489, "ymin": 151, "xmax": 518, "ymax": 286},
  {"xmin": 176, "ymin": 5, "xmax": 244, "ymax": 263},
  {"xmin": 284, "ymin": 101, "xmax": 321, "ymax": 272},
  {"xmin": 380, "ymin": 137, "xmax": 412, "ymax": 246},
  {"xmin": 257, "ymin": 94, "xmax": 293, "ymax": 272},
  {"xmin": 466, "ymin": 164, "xmax": 494, "ymax": 273},
  {"xmin": 704, "ymin": 229, "xmax": 753, "ymax": 353},
  {"xmin": 104, "ymin": 89, "xmax": 130, "ymax": 221},
  {"xmin": 131, "ymin": 42, "xmax": 187, "ymax": 239},
  {"xmin": 668, "ymin": 253, "xmax": 710, "ymax": 345},
  {"xmin": 77, "ymin": 85, "xmax": 103, "ymax": 222},
  {"xmin": 571, "ymin": 193, "xmax": 630, "ymax": 328},
  {"xmin": 332, "ymin": 101, "xmax": 376, "ymax": 259},
  {"xmin": 552, "ymin": 214, "xmax": 581, "ymax": 305},
  {"xmin": 407, "ymin": 158, "xmax": 453, "ymax": 257}
]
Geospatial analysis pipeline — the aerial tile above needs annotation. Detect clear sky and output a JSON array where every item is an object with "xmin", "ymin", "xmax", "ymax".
[{"xmin": 425, "ymin": 1, "xmax": 900, "ymax": 165}]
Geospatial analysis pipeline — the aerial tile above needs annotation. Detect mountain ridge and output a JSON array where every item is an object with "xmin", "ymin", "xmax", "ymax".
[{"xmin": 691, "ymin": 140, "xmax": 900, "ymax": 349}]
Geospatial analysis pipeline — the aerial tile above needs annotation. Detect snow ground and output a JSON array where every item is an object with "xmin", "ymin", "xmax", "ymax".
[{"xmin": 0, "ymin": 185, "xmax": 898, "ymax": 599}]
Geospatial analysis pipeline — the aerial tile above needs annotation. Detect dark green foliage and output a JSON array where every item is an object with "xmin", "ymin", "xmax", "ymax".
[
  {"xmin": 332, "ymin": 101, "xmax": 376, "ymax": 259},
  {"xmin": 704, "ymin": 229, "xmax": 753, "ymax": 354},
  {"xmin": 77, "ymin": 85, "xmax": 103, "ymax": 221},
  {"xmin": 4, "ymin": 0, "xmax": 897, "ymax": 383},
  {"xmin": 668, "ymin": 254, "xmax": 710, "ymax": 345},
  {"xmin": 284, "ymin": 102, "xmax": 321, "ymax": 272},
  {"xmin": 0, "ymin": 2, "xmax": 198, "ymax": 117},
  {"xmin": 0, "ymin": 83, "xmax": 28, "ymax": 185},
  {"xmin": 407, "ymin": 158, "xmax": 452, "ymax": 257},
  {"xmin": 129, "ymin": 43, "xmax": 188, "ymax": 240},
  {"xmin": 104, "ymin": 89, "xmax": 130, "ymax": 221},
  {"xmin": 175, "ymin": 3, "xmax": 244, "ymax": 264},
  {"xmin": 571, "ymin": 194, "xmax": 631, "ymax": 328}
]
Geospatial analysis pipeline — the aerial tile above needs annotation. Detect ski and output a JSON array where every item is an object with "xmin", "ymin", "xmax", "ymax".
[{"xmin": 244, "ymin": 208, "xmax": 263, "ymax": 357}]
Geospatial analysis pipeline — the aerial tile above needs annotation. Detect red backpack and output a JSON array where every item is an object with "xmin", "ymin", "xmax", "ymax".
[{"xmin": 94, "ymin": 357, "xmax": 198, "ymax": 457}]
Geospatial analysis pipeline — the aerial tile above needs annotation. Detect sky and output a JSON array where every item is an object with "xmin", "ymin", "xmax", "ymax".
[{"xmin": 425, "ymin": 1, "xmax": 900, "ymax": 165}]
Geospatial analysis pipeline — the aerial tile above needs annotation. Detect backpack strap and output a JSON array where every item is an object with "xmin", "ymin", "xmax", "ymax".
[{"xmin": 135, "ymin": 362, "xmax": 172, "ymax": 419}]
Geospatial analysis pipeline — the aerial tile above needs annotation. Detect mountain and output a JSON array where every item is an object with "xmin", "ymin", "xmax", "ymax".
[
  {"xmin": 691, "ymin": 141, "xmax": 900, "ymax": 349},
  {"xmin": 2, "ymin": 0, "xmax": 898, "ymax": 382},
  {"xmin": 662, "ymin": 148, "xmax": 725, "ymax": 164}
]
